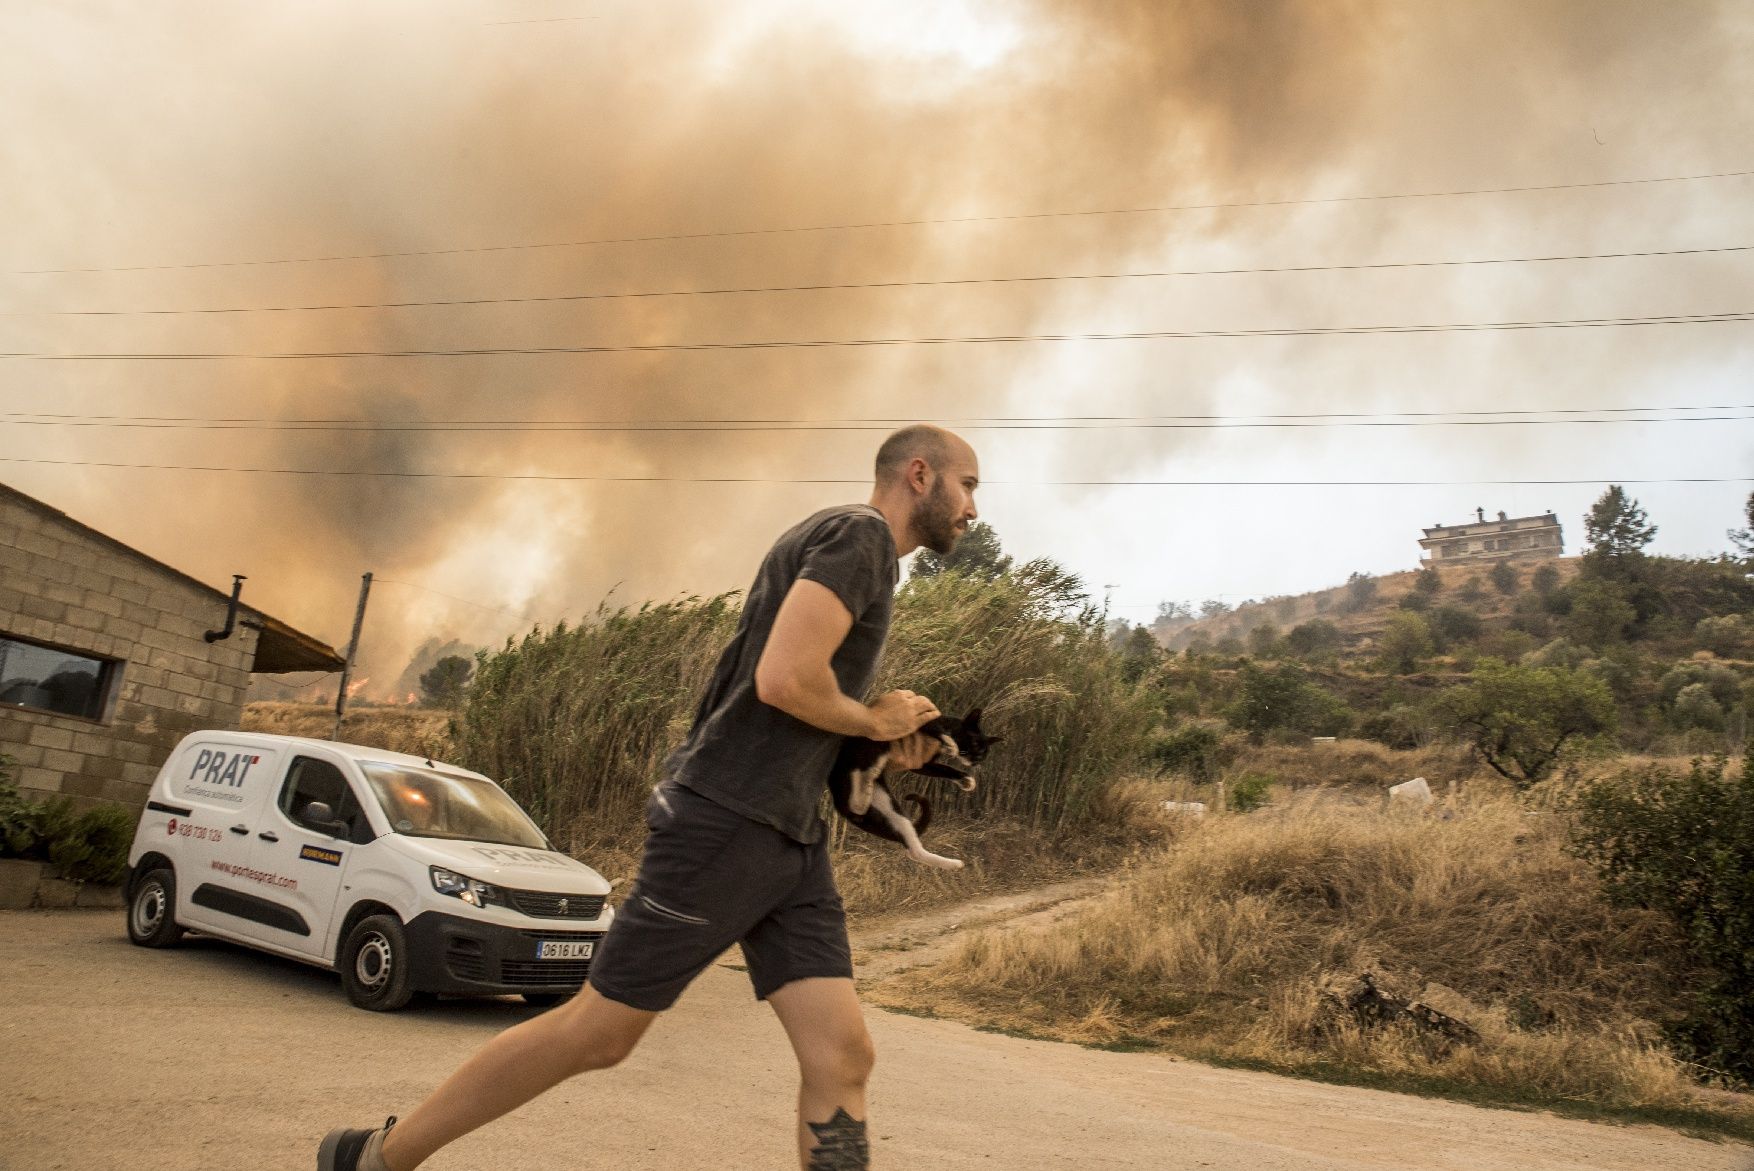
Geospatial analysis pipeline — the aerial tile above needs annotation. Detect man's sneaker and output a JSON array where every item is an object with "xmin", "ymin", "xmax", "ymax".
[{"xmin": 317, "ymin": 1116, "xmax": 396, "ymax": 1171}]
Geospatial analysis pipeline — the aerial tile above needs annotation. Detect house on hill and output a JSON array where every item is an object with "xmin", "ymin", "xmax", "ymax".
[
  {"xmin": 1419, "ymin": 508, "xmax": 1564, "ymax": 567},
  {"xmin": 1, "ymin": 483, "xmax": 344, "ymax": 813}
]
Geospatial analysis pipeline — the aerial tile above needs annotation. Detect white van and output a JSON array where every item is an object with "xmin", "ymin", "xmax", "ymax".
[{"xmin": 125, "ymin": 731, "xmax": 614, "ymax": 1011}]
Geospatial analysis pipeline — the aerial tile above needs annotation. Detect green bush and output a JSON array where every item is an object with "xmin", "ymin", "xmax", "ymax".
[
  {"xmin": 1571, "ymin": 755, "xmax": 1754, "ymax": 1084},
  {"xmin": 1490, "ymin": 559, "xmax": 1519, "ymax": 595},
  {"xmin": 46, "ymin": 803, "xmax": 135, "ymax": 885},
  {"xmin": 1149, "ymin": 723, "xmax": 1232, "ymax": 782},
  {"xmin": 1226, "ymin": 771, "xmax": 1274, "ymax": 812},
  {"xmin": 0, "ymin": 760, "xmax": 41, "ymax": 857},
  {"xmin": 1225, "ymin": 662, "xmax": 1352, "ymax": 741}
]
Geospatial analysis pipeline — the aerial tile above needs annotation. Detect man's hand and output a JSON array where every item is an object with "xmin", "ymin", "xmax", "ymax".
[
  {"xmin": 867, "ymin": 689, "xmax": 939, "ymax": 740},
  {"xmin": 887, "ymin": 731, "xmax": 940, "ymax": 771}
]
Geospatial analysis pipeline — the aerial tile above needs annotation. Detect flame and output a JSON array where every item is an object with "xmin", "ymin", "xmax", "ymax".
[
  {"xmin": 406, "ymin": 691, "xmax": 418, "ymax": 705},
  {"xmin": 346, "ymin": 677, "xmax": 370, "ymax": 698}
]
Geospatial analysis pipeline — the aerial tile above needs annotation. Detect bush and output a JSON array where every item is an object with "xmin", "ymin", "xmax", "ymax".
[
  {"xmin": 46, "ymin": 803, "xmax": 135, "ymax": 885},
  {"xmin": 1284, "ymin": 619, "xmax": 1342, "ymax": 661},
  {"xmin": 1694, "ymin": 614, "xmax": 1751, "ymax": 657},
  {"xmin": 1428, "ymin": 606, "xmax": 1483, "ymax": 651},
  {"xmin": 1490, "ymin": 560, "xmax": 1519, "ymax": 595},
  {"xmin": 1571, "ymin": 756, "xmax": 1754, "ymax": 1084},
  {"xmin": 1227, "ymin": 771, "xmax": 1274, "ymax": 812},
  {"xmin": 1377, "ymin": 611, "xmax": 1433, "ymax": 674},
  {"xmin": 1226, "ymin": 663, "xmax": 1353, "ymax": 742},
  {"xmin": 0, "ymin": 769, "xmax": 135, "ymax": 885},
  {"xmin": 1531, "ymin": 563, "xmax": 1561, "ymax": 597},
  {"xmin": 1149, "ymin": 723, "xmax": 1232, "ymax": 782},
  {"xmin": 0, "ymin": 759, "xmax": 40, "ymax": 856},
  {"xmin": 1340, "ymin": 572, "xmax": 1378, "ymax": 615},
  {"xmin": 1671, "ymin": 683, "xmax": 1726, "ymax": 732}
]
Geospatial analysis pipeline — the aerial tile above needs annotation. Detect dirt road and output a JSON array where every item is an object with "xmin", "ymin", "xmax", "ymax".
[{"xmin": 3, "ymin": 907, "xmax": 1748, "ymax": 1170}]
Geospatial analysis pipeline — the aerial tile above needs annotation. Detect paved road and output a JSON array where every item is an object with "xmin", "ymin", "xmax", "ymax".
[{"xmin": 2, "ymin": 909, "xmax": 1749, "ymax": 1170}]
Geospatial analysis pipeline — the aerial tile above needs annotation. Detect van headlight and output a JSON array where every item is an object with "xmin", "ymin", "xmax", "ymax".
[{"xmin": 430, "ymin": 866, "xmax": 506, "ymax": 908}]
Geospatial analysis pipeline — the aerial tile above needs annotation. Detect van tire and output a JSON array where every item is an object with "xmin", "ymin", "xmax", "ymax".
[
  {"xmin": 521, "ymin": 992, "xmax": 572, "ymax": 1008},
  {"xmin": 341, "ymin": 914, "xmax": 414, "ymax": 1011},
  {"xmin": 127, "ymin": 867, "xmax": 185, "ymax": 948}
]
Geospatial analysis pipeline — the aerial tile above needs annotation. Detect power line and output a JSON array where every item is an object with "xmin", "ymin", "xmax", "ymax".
[
  {"xmin": 2, "ymin": 456, "xmax": 1745, "ymax": 487},
  {"xmin": 14, "ymin": 166, "xmax": 1752, "ymax": 276},
  {"xmin": 12, "ymin": 242, "xmax": 1752, "ymax": 318},
  {"xmin": 5, "ymin": 309, "xmax": 1752, "ymax": 360},
  {"xmin": 374, "ymin": 578, "xmax": 541, "ymax": 624},
  {"xmin": 8, "ymin": 403, "xmax": 1741, "ymax": 426},
  {"xmin": 2, "ymin": 412, "xmax": 1748, "ymax": 434}
]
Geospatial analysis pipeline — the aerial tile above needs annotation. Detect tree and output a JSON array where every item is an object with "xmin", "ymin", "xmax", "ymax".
[
  {"xmin": 1730, "ymin": 490, "xmax": 1754, "ymax": 559},
  {"xmin": 1199, "ymin": 598, "xmax": 1233, "ymax": 619},
  {"xmin": 419, "ymin": 655, "xmax": 474, "ymax": 709},
  {"xmin": 910, "ymin": 519, "xmax": 1013, "ymax": 580},
  {"xmin": 1490, "ymin": 559, "xmax": 1519, "ymax": 596},
  {"xmin": 1438, "ymin": 660, "xmax": 1616, "ymax": 786},
  {"xmin": 1377, "ymin": 611, "xmax": 1433, "ymax": 674},
  {"xmin": 1156, "ymin": 600, "xmax": 1193, "ymax": 623},
  {"xmin": 1117, "ymin": 626, "xmax": 1162, "ymax": 682},
  {"xmin": 1530, "ymin": 563, "xmax": 1561, "ymax": 597},
  {"xmin": 1582, "ymin": 485, "xmax": 1656, "ymax": 578},
  {"xmin": 1562, "ymin": 578, "xmax": 1637, "ymax": 649},
  {"xmin": 1340, "ymin": 572, "xmax": 1378, "ymax": 614},
  {"xmin": 1412, "ymin": 567, "xmax": 1442, "ymax": 600}
]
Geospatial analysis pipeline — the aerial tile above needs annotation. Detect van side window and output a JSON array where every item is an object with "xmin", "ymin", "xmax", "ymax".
[{"xmin": 280, "ymin": 757, "xmax": 372, "ymax": 844}]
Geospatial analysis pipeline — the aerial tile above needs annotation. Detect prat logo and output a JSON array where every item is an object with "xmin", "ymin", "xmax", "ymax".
[{"xmin": 187, "ymin": 748, "xmax": 262, "ymax": 789}]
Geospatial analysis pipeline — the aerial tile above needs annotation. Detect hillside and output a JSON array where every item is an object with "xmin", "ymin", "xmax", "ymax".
[{"xmin": 1154, "ymin": 556, "xmax": 1583, "ymax": 656}]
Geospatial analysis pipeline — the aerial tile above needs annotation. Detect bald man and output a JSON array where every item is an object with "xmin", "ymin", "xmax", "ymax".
[{"xmin": 321, "ymin": 425, "xmax": 981, "ymax": 1171}]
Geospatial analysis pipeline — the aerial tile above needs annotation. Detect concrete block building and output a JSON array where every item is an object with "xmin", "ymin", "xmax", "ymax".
[
  {"xmin": 1, "ymin": 483, "xmax": 343, "ymax": 812},
  {"xmin": 1419, "ymin": 508, "xmax": 1565, "ymax": 567}
]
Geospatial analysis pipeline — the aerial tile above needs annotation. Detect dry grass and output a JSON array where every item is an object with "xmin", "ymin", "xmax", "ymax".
[
  {"xmin": 872, "ymin": 790, "xmax": 1752, "ymax": 1125},
  {"xmin": 1230, "ymin": 737, "xmax": 1492, "ymax": 794},
  {"xmin": 242, "ymin": 701, "xmax": 455, "ymax": 759}
]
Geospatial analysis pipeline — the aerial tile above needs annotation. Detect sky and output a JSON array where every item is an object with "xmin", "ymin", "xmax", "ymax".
[{"xmin": 3, "ymin": 0, "xmax": 1751, "ymax": 699}]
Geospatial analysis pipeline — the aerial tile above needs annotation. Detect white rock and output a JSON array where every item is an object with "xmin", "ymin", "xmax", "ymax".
[
  {"xmin": 1389, "ymin": 776, "xmax": 1433, "ymax": 805},
  {"xmin": 1160, "ymin": 800, "xmax": 1207, "ymax": 818}
]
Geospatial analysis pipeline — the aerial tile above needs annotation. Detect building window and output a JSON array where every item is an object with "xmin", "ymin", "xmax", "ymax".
[{"xmin": 0, "ymin": 634, "xmax": 115, "ymax": 721}]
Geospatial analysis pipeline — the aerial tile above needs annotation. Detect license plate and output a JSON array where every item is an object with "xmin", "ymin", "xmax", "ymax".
[{"xmin": 537, "ymin": 940, "xmax": 594, "ymax": 960}]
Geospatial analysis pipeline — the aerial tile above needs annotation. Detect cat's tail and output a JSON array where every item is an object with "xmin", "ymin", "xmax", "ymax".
[{"xmin": 902, "ymin": 794, "xmax": 932, "ymax": 834}]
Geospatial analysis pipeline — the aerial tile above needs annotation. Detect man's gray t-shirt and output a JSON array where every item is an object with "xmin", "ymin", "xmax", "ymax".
[{"xmin": 665, "ymin": 504, "xmax": 899, "ymax": 844}]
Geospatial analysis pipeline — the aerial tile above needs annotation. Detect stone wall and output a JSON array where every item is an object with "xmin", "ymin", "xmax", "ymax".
[{"xmin": 0, "ymin": 494, "xmax": 259, "ymax": 811}]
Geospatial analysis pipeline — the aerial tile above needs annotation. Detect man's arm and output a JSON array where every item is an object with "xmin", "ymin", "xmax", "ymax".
[{"xmin": 754, "ymin": 579, "xmax": 938, "ymax": 740}]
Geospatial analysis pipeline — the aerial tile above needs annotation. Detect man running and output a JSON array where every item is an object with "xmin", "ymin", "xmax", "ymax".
[{"xmin": 320, "ymin": 423, "xmax": 981, "ymax": 1171}]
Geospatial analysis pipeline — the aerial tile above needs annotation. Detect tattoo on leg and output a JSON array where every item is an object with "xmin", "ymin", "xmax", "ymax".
[{"xmin": 806, "ymin": 1108, "xmax": 870, "ymax": 1170}]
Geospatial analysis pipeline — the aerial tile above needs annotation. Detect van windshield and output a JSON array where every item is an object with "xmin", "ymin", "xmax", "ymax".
[{"xmin": 360, "ymin": 763, "xmax": 548, "ymax": 850}]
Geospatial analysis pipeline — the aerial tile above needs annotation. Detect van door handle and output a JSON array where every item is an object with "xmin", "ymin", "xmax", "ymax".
[
  {"xmin": 230, "ymin": 825, "xmax": 249, "ymax": 835},
  {"xmin": 258, "ymin": 831, "xmax": 278, "ymax": 843}
]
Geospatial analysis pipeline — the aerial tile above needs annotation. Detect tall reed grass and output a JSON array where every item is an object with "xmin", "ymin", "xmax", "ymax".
[
  {"xmin": 447, "ymin": 562, "xmax": 1160, "ymax": 857},
  {"xmin": 449, "ymin": 597, "xmax": 740, "ymax": 849}
]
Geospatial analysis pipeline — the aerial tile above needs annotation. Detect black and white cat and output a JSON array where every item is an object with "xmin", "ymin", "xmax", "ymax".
[{"xmin": 828, "ymin": 708, "xmax": 1001, "ymax": 870}]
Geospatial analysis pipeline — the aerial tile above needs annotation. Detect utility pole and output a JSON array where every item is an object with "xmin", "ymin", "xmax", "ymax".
[{"xmin": 332, "ymin": 572, "xmax": 373, "ymax": 741}]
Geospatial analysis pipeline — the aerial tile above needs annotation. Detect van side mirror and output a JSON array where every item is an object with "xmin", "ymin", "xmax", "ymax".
[{"xmin": 303, "ymin": 801, "xmax": 348, "ymax": 837}]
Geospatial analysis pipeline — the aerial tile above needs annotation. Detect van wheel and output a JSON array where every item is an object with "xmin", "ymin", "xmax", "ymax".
[
  {"xmin": 521, "ymin": 992, "xmax": 573, "ymax": 1008},
  {"xmin": 127, "ymin": 867, "xmax": 184, "ymax": 948},
  {"xmin": 341, "ymin": 914, "xmax": 414, "ymax": 1011}
]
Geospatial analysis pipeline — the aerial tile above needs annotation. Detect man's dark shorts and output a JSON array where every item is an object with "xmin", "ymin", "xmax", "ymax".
[{"xmin": 588, "ymin": 781, "xmax": 853, "ymax": 1012}]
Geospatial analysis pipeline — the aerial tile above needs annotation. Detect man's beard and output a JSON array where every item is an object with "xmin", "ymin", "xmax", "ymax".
[{"xmin": 912, "ymin": 476, "xmax": 962, "ymax": 555}]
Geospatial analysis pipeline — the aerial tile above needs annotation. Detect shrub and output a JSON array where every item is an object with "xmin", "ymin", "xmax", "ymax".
[
  {"xmin": 1340, "ymin": 572, "xmax": 1378, "ymax": 615},
  {"xmin": 1531, "ymin": 563, "xmax": 1561, "ymax": 597},
  {"xmin": 1428, "ymin": 606, "xmax": 1483, "ymax": 650},
  {"xmin": 1227, "ymin": 771, "xmax": 1274, "ymax": 812},
  {"xmin": 1671, "ymin": 683, "xmax": 1726, "ymax": 732},
  {"xmin": 1571, "ymin": 756, "xmax": 1754, "ymax": 1084},
  {"xmin": 1490, "ymin": 559, "xmax": 1519, "ymax": 595},
  {"xmin": 1377, "ymin": 611, "xmax": 1433, "ymax": 674},
  {"xmin": 1284, "ymin": 619, "xmax": 1342, "ymax": 661},
  {"xmin": 1, "ymin": 758, "xmax": 40, "ymax": 857},
  {"xmin": 46, "ymin": 803, "xmax": 135, "ymax": 885},
  {"xmin": 1695, "ymin": 614, "xmax": 1751, "ymax": 658},
  {"xmin": 1226, "ymin": 663, "xmax": 1352, "ymax": 741},
  {"xmin": 1149, "ymin": 723, "xmax": 1232, "ymax": 782}
]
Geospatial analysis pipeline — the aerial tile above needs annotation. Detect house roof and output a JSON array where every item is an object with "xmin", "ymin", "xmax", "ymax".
[{"xmin": 2, "ymin": 482, "xmax": 346, "ymax": 674}]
